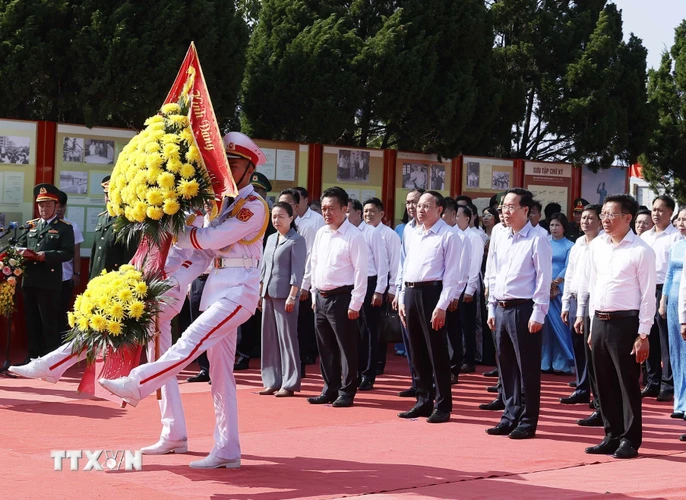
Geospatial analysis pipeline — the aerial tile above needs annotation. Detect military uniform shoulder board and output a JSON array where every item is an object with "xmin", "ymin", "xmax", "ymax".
[
  {"xmin": 27, "ymin": 218, "xmax": 39, "ymax": 224},
  {"xmin": 246, "ymin": 195, "xmax": 258, "ymax": 202},
  {"xmin": 98, "ymin": 210, "xmax": 107, "ymax": 216},
  {"xmin": 57, "ymin": 219, "xmax": 71, "ymax": 225}
]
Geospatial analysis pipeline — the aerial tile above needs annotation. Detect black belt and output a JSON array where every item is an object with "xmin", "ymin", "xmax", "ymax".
[
  {"xmin": 405, "ymin": 280, "xmax": 442, "ymax": 289},
  {"xmin": 595, "ymin": 310, "xmax": 639, "ymax": 321},
  {"xmin": 497, "ymin": 298, "xmax": 532, "ymax": 309},
  {"xmin": 318, "ymin": 285, "xmax": 353, "ymax": 298}
]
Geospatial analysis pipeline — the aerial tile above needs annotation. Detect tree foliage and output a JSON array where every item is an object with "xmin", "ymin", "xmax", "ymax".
[
  {"xmin": 640, "ymin": 21, "xmax": 686, "ymax": 202},
  {"xmin": 0, "ymin": 0, "xmax": 249, "ymax": 128}
]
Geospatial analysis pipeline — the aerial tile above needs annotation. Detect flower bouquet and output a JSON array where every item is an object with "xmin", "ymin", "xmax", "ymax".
[
  {"xmin": 0, "ymin": 247, "xmax": 24, "ymax": 317},
  {"xmin": 64, "ymin": 265, "xmax": 173, "ymax": 364}
]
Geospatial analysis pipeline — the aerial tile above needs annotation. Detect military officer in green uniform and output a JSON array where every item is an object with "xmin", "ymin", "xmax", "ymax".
[
  {"xmin": 17, "ymin": 183, "xmax": 75, "ymax": 362},
  {"xmin": 89, "ymin": 175, "xmax": 139, "ymax": 280},
  {"xmin": 567, "ymin": 198, "xmax": 589, "ymax": 243}
]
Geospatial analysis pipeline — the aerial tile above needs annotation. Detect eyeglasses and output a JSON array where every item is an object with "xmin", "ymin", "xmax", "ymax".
[
  {"xmin": 500, "ymin": 204, "xmax": 522, "ymax": 213},
  {"xmin": 416, "ymin": 203, "xmax": 436, "ymax": 211},
  {"xmin": 599, "ymin": 212, "xmax": 626, "ymax": 220}
]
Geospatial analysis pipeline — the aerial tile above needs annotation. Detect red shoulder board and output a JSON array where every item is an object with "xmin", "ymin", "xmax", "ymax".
[
  {"xmin": 237, "ymin": 207, "xmax": 254, "ymax": 222},
  {"xmin": 246, "ymin": 195, "xmax": 257, "ymax": 201}
]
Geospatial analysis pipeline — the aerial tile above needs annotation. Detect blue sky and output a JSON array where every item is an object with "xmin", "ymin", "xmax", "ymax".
[{"xmin": 613, "ymin": 0, "xmax": 686, "ymax": 69}]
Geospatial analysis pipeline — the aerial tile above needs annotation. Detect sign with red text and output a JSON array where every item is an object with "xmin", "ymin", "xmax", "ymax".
[{"xmin": 523, "ymin": 161, "xmax": 573, "ymax": 215}]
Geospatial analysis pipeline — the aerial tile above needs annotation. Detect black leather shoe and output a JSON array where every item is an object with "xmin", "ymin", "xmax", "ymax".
[
  {"xmin": 641, "ymin": 386, "xmax": 659, "ymax": 398},
  {"xmin": 671, "ymin": 411, "xmax": 685, "ymax": 419},
  {"xmin": 585, "ymin": 439, "xmax": 619, "ymax": 455},
  {"xmin": 657, "ymin": 391, "xmax": 674, "ymax": 402},
  {"xmin": 332, "ymin": 396, "xmax": 353, "ymax": 408},
  {"xmin": 679, "ymin": 434, "xmax": 686, "ymax": 442},
  {"xmin": 398, "ymin": 387, "xmax": 416, "ymax": 398},
  {"xmin": 398, "ymin": 406, "xmax": 433, "ymax": 419},
  {"xmin": 427, "ymin": 410, "xmax": 450, "ymax": 423},
  {"xmin": 307, "ymin": 394, "xmax": 336, "ymax": 405},
  {"xmin": 459, "ymin": 363, "xmax": 476, "ymax": 374},
  {"xmin": 577, "ymin": 411, "xmax": 603, "ymax": 427},
  {"xmin": 568, "ymin": 381, "xmax": 577, "ymax": 388},
  {"xmin": 486, "ymin": 423, "xmax": 514, "ymax": 435},
  {"xmin": 450, "ymin": 374, "xmax": 459, "ymax": 385},
  {"xmin": 358, "ymin": 380, "xmax": 374, "ymax": 391},
  {"xmin": 560, "ymin": 391, "xmax": 590, "ymax": 405},
  {"xmin": 233, "ymin": 356, "xmax": 250, "ymax": 371},
  {"xmin": 509, "ymin": 427, "xmax": 535, "ymax": 439},
  {"xmin": 613, "ymin": 439, "xmax": 638, "ymax": 459},
  {"xmin": 479, "ymin": 398, "xmax": 505, "ymax": 411},
  {"xmin": 186, "ymin": 370, "xmax": 210, "ymax": 383},
  {"xmin": 487, "ymin": 385, "xmax": 499, "ymax": 393},
  {"xmin": 483, "ymin": 367, "xmax": 499, "ymax": 378}
]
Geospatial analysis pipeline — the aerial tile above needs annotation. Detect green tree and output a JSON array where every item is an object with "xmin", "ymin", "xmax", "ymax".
[
  {"xmin": 0, "ymin": 0, "xmax": 249, "ymax": 128},
  {"xmin": 640, "ymin": 21, "xmax": 686, "ymax": 201}
]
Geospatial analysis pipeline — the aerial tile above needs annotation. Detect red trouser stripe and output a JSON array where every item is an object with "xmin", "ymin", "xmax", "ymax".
[
  {"xmin": 139, "ymin": 305, "xmax": 243, "ymax": 385},
  {"xmin": 49, "ymin": 351, "xmax": 80, "ymax": 371}
]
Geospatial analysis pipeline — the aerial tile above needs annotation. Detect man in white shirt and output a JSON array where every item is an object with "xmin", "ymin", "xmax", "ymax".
[
  {"xmin": 392, "ymin": 188, "xmax": 425, "ymax": 398},
  {"xmin": 347, "ymin": 199, "xmax": 388, "ymax": 390},
  {"xmin": 294, "ymin": 187, "xmax": 325, "ymax": 368},
  {"xmin": 308, "ymin": 187, "xmax": 367, "ymax": 407},
  {"xmin": 362, "ymin": 198, "xmax": 400, "ymax": 376},
  {"xmin": 640, "ymin": 195, "xmax": 679, "ymax": 401},
  {"xmin": 56, "ymin": 190, "xmax": 84, "ymax": 339},
  {"xmin": 486, "ymin": 188, "xmax": 552, "ymax": 439},
  {"xmin": 398, "ymin": 191, "xmax": 462, "ymax": 423},
  {"xmin": 561, "ymin": 204, "xmax": 603, "ymax": 425},
  {"xmin": 579, "ymin": 194, "xmax": 655, "ymax": 459},
  {"xmin": 528, "ymin": 200, "xmax": 549, "ymax": 238}
]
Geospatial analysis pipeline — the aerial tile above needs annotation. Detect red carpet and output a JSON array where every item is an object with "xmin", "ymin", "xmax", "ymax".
[{"xmin": 2, "ymin": 351, "xmax": 686, "ymax": 499}]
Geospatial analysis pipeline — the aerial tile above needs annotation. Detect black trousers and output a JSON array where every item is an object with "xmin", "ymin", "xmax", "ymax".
[
  {"xmin": 23, "ymin": 287, "xmax": 62, "ymax": 358},
  {"xmin": 298, "ymin": 293, "xmax": 319, "ymax": 363},
  {"xmin": 459, "ymin": 293, "xmax": 477, "ymax": 365},
  {"xmin": 405, "ymin": 286, "xmax": 452, "ymax": 413},
  {"xmin": 190, "ymin": 276, "xmax": 209, "ymax": 372},
  {"xmin": 59, "ymin": 279, "xmax": 74, "ymax": 340},
  {"xmin": 494, "ymin": 300, "xmax": 541, "ymax": 431},
  {"xmin": 315, "ymin": 291, "xmax": 359, "ymax": 398},
  {"xmin": 584, "ymin": 316, "xmax": 600, "ymax": 411},
  {"xmin": 646, "ymin": 285, "xmax": 672, "ymax": 393},
  {"xmin": 568, "ymin": 297, "xmax": 590, "ymax": 395},
  {"xmin": 446, "ymin": 300, "xmax": 462, "ymax": 377},
  {"xmin": 591, "ymin": 315, "xmax": 642, "ymax": 449},
  {"xmin": 358, "ymin": 276, "xmax": 380, "ymax": 383}
]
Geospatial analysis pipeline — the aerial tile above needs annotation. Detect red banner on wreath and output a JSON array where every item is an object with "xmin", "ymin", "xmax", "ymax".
[{"xmin": 164, "ymin": 42, "xmax": 238, "ymax": 199}]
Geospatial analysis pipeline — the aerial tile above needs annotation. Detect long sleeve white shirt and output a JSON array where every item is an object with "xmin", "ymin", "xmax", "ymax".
[
  {"xmin": 487, "ymin": 222, "xmax": 553, "ymax": 325},
  {"xmin": 561, "ymin": 235, "xmax": 593, "ymax": 316},
  {"xmin": 400, "ymin": 218, "xmax": 462, "ymax": 310},
  {"xmin": 377, "ymin": 222, "xmax": 401, "ymax": 290},
  {"xmin": 396, "ymin": 219, "xmax": 419, "ymax": 296},
  {"xmin": 484, "ymin": 223, "xmax": 509, "ymax": 292},
  {"xmin": 465, "ymin": 226, "xmax": 485, "ymax": 296},
  {"xmin": 358, "ymin": 221, "xmax": 388, "ymax": 294},
  {"xmin": 641, "ymin": 224, "xmax": 680, "ymax": 285},
  {"xmin": 297, "ymin": 207, "xmax": 325, "ymax": 291},
  {"xmin": 310, "ymin": 218, "xmax": 368, "ymax": 311},
  {"xmin": 450, "ymin": 226, "xmax": 471, "ymax": 299},
  {"xmin": 578, "ymin": 230, "xmax": 656, "ymax": 335}
]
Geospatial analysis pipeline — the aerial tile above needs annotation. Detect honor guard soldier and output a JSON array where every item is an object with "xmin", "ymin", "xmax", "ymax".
[
  {"xmin": 18, "ymin": 183, "xmax": 75, "ymax": 362},
  {"xmin": 568, "ymin": 198, "xmax": 589, "ymax": 242},
  {"xmin": 100, "ymin": 131, "xmax": 269, "ymax": 469},
  {"xmin": 89, "ymin": 175, "xmax": 139, "ymax": 280}
]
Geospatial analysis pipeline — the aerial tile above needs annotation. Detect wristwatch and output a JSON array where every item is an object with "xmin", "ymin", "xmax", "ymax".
[
  {"xmin": 639, "ymin": 333, "xmax": 647, "ymax": 340},
  {"xmin": 287, "ymin": 296, "xmax": 297, "ymax": 301},
  {"xmin": 74, "ymin": 272, "xmax": 81, "ymax": 276}
]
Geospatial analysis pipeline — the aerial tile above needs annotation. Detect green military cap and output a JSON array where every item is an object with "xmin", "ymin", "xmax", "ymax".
[
  {"xmin": 33, "ymin": 183, "xmax": 60, "ymax": 203},
  {"xmin": 251, "ymin": 172, "xmax": 272, "ymax": 192}
]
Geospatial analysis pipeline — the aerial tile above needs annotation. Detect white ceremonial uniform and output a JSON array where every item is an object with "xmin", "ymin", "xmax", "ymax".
[
  {"xmin": 358, "ymin": 221, "xmax": 388, "ymax": 293},
  {"xmin": 123, "ymin": 184, "xmax": 267, "ymax": 460},
  {"xmin": 376, "ymin": 222, "xmax": 401, "ymax": 291},
  {"xmin": 298, "ymin": 207, "xmax": 325, "ymax": 291}
]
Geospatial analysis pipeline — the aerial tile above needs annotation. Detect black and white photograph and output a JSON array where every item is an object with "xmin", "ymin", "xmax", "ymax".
[
  {"xmin": 0, "ymin": 136, "xmax": 30, "ymax": 164},
  {"xmin": 84, "ymin": 139, "xmax": 115, "ymax": 165},
  {"xmin": 467, "ymin": 161, "xmax": 480, "ymax": 188},
  {"xmin": 60, "ymin": 171, "xmax": 88, "ymax": 195},
  {"xmin": 62, "ymin": 137, "xmax": 84, "ymax": 163},
  {"xmin": 492, "ymin": 171, "xmax": 510, "ymax": 190},
  {"xmin": 430, "ymin": 165, "xmax": 446, "ymax": 190},
  {"xmin": 337, "ymin": 149, "xmax": 370, "ymax": 182},
  {"xmin": 402, "ymin": 163, "xmax": 429, "ymax": 190}
]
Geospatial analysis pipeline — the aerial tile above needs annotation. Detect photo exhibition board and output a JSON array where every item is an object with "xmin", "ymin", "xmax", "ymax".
[
  {"xmin": 523, "ymin": 161, "xmax": 573, "ymax": 215},
  {"xmin": 461, "ymin": 156, "xmax": 514, "ymax": 218},
  {"xmin": 395, "ymin": 151, "xmax": 452, "ymax": 225},
  {"xmin": 581, "ymin": 165, "xmax": 628, "ymax": 206},
  {"xmin": 254, "ymin": 139, "xmax": 308, "ymax": 205},
  {"xmin": 0, "ymin": 119, "xmax": 38, "ymax": 228},
  {"xmin": 56, "ymin": 124, "xmax": 136, "ymax": 257},
  {"xmin": 322, "ymin": 146, "xmax": 383, "ymax": 205}
]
